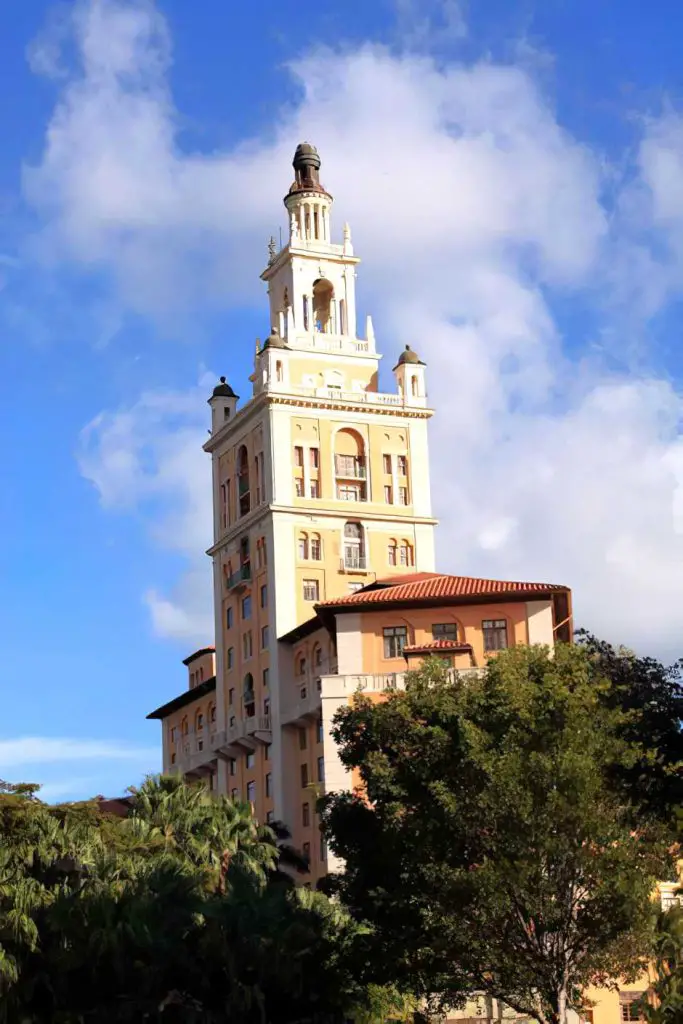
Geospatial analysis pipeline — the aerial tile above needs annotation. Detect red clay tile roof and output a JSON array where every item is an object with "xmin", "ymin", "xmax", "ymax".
[
  {"xmin": 403, "ymin": 639, "xmax": 473, "ymax": 653},
  {"xmin": 316, "ymin": 573, "xmax": 567, "ymax": 610}
]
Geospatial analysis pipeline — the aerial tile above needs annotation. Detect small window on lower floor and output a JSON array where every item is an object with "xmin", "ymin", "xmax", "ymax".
[
  {"xmin": 266, "ymin": 810, "xmax": 274, "ymax": 823},
  {"xmin": 303, "ymin": 579, "xmax": 320, "ymax": 602},
  {"xmin": 246, "ymin": 781, "xmax": 256, "ymax": 803},
  {"xmin": 231, "ymin": 788, "xmax": 238, "ymax": 800},
  {"xmin": 265, "ymin": 772, "xmax": 272, "ymax": 797},
  {"xmin": 303, "ymin": 841, "xmax": 311, "ymax": 863},
  {"xmin": 620, "ymin": 995, "xmax": 646, "ymax": 1022},
  {"xmin": 432, "ymin": 622, "xmax": 458, "ymax": 641}
]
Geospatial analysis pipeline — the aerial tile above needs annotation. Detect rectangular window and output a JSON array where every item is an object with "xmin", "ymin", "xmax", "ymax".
[
  {"xmin": 483, "ymin": 619, "xmax": 508, "ymax": 652},
  {"xmin": 387, "ymin": 544, "xmax": 397, "ymax": 566},
  {"xmin": 171, "ymin": 752, "xmax": 176, "ymax": 764},
  {"xmin": 264, "ymin": 743, "xmax": 271, "ymax": 761},
  {"xmin": 299, "ymin": 728, "xmax": 308, "ymax": 750},
  {"xmin": 226, "ymin": 606, "xmax": 233, "ymax": 629},
  {"xmin": 227, "ymin": 646, "xmax": 234, "ymax": 669},
  {"xmin": 303, "ymin": 841, "xmax": 311, "ymax": 862},
  {"xmin": 266, "ymin": 810, "xmax": 274, "ymax": 824},
  {"xmin": 382, "ymin": 454, "xmax": 392, "ymax": 473},
  {"xmin": 228, "ymin": 687, "xmax": 234, "ymax": 706},
  {"xmin": 246, "ymin": 751, "xmax": 256, "ymax": 769},
  {"xmin": 231, "ymin": 787, "xmax": 238, "ymax": 800},
  {"xmin": 302, "ymin": 802, "xmax": 311, "ymax": 826},
  {"xmin": 265, "ymin": 772, "xmax": 272, "ymax": 797},
  {"xmin": 317, "ymin": 756, "xmax": 325, "ymax": 783},
  {"xmin": 246, "ymin": 781, "xmax": 256, "ymax": 803},
  {"xmin": 433, "ymin": 622, "xmax": 458, "ymax": 641},
  {"xmin": 337, "ymin": 484, "xmax": 361, "ymax": 501},
  {"xmin": 295, "ymin": 478, "xmax": 304, "ymax": 497},
  {"xmin": 310, "ymin": 447, "xmax": 319, "ymax": 468},
  {"xmin": 397, "ymin": 455, "xmax": 407, "ymax": 476},
  {"xmin": 384, "ymin": 485, "xmax": 393, "ymax": 503},
  {"xmin": 241, "ymin": 595, "xmax": 251, "ymax": 619},
  {"xmin": 170, "ymin": 726, "xmax": 177, "ymax": 742},
  {"xmin": 300, "ymin": 763, "xmax": 309, "ymax": 787},
  {"xmin": 263, "ymin": 698, "xmax": 270, "ymax": 716},
  {"xmin": 262, "ymin": 668, "xmax": 269, "ymax": 689},
  {"xmin": 294, "ymin": 446, "xmax": 304, "ymax": 467},
  {"xmin": 303, "ymin": 579, "xmax": 320, "ymax": 602},
  {"xmin": 383, "ymin": 625, "xmax": 408, "ymax": 659},
  {"xmin": 298, "ymin": 536, "xmax": 308, "ymax": 559},
  {"xmin": 260, "ymin": 584, "xmax": 267, "ymax": 607},
  {"xmin": 229, "ymin": 757, "xmax": 236, "ymax": 776},
  {"xmin": 261, "ymin": 625, "xmax": 269, "ymax": 649},
  {"xmin": 398, "ymin": 486, "xmax": 408, "ymax": 505},
  {"xmin": 310, "ymin": 479, "xmax": 320, "ymax": 499},
  {"xmin": 320, "ymin": 835, "xmax": 327, "ymax": 860},
  {"xmin": 620, "ymin": 995, "xmax": 645, "ymax": 1022},
  {"xmin": 310, "ymin": 536, "xmax": 321, "ymax": 560},
  {"xmin": 242, "ymin": 631, "xmax": 253, "ymax": 659},
  {"xmin": 316, "ymin": 717, "xmax": 324, "ymax": 744},
  {"xmin": 229, "ymin": 715, "xmax": 235, "ymax": 727},
  {"xmin": 348, "ymin": 581, "xmax": 363, "ymax": 593}
]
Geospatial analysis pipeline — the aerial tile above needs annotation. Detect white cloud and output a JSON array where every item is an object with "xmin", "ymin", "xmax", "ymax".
[
  {"xmin": 78, "ymin": 376, "xmax": 214, "ymax": 642},
  {"xmin": 25, "ymin": 0, "xmax": 683, "ymax": 658},
  {"xmin": 0, "ymin": 736, "xmax": 157, "ymax": 769}
]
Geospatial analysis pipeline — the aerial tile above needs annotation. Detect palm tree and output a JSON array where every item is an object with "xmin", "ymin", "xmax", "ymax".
[{"xmin": 126, "ymin": 775, "xmax": 278, "ymax": 891}]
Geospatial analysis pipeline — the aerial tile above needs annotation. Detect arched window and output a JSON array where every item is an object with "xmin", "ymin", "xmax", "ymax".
[
  {"xmin": 387, "ymin": 540, "xmax": 398, "ymax": 566},
  {"xmin": 303, "ymin": 295, "xmax": 310, "ymax": 331},
  {"xmin": 276, "ymin": 360, "xmax": 283, "ymax": 382},
  {"xmin": 237, "ymin": 445, "xmax": 250, "ymax": 516},
  {"xmin": 399, "ymin": 541, "xmax": 414, "ymax": 567},
  {"xmin": 312, "ymin": 278, "xmax": 334, "ymax": 334},
  {"xmin": 344, "ymin": 522, "xmax": 365, "ymax": 570},
  {"xmin": 411, "ymin": 375, "xmax": 418, "ymax": 397},
  {"xmin": 181, "ymin": 717, "xmax": 188, "ymax": 736},
  {"xmin": 313, "ymin": 644, "xmax": 323, "ymax": 668},
  {"xmin": 298, "ymin": 532, "xmax": 309, "ymax": 559},
  {"xmin": 209, "ymin": 703, "xmax": 216, "ymax": 724},
  {"xmin": 310, "ymin": 533, "xmax": 321, "ymax": 560},
  {"xmin": 297, "ymin": 654, "xmax": 307, "ymax": 677},
  {"xmin": 339, "ymin": 298, "xmax": 347, "ymax": 335},
  {"xmin": 199, "ymin": 666, "xmax": 204, "ymax": 682},
  {"xmin": 335, "ymin": 429, "xmax": 366, "ymax": 501},
  {"xmin": 196, "ymin": 711, "xmax": 204, "ymax": 731}
]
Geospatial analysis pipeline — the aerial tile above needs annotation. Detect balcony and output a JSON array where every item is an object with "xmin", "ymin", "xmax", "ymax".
[
  {"xmin": 175, "ymin": 737, "xmax": 218, "ymax": 777},
  {"xmin": 281, "ymin": 687, "xmax": 322, "ymax": 727},
  {"xmin": 334, "ymin": 456, "xmax": 367, "ymax": 479},
  {"xmin": 318, "ymin": 668, "xmax": 486, "ymax": 697},
  {"xmin": 245, "ymin": 714, "xmax": 272, "ymax": 744},
  {"xmin": 227, "ymin": 564, "xmax": 251, "ymax": 591},
  {"xmin": 341, "ymin": 554, "xmax": 368, "ymax": 572}
]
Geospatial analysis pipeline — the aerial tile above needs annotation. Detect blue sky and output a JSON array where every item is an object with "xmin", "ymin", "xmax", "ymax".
[{"xmin": 1, "ymin": 0, "xmax": 683, "ymax": 802}]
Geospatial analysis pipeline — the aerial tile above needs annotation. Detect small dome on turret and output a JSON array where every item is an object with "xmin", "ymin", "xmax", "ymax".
[
  {"xmin": 286, "ymin": 141, "xmax": 331, "ymax": 200},
  {"xmin": 261, "ymin": 326, "xmax": 288, "ymax": 351},
  {"xmin": 396, "ymin": 345, "xmax": 424, "ymax": 366},
  {"xmin": 293, "ymin": 142, "xmax": 321, "ymax": 171},
  {"xmin": 212, "ymin": 376, "xmax": 237, "ymax": 398}
]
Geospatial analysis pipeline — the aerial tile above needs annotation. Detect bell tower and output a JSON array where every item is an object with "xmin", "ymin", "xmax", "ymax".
[{"xmin": 204, "ymin": 142, "xmax": 437, "ymax": 819}]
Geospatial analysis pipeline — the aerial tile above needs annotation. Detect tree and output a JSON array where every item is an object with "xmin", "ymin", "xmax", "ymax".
[
  {"xmin": 321, "ymin": 646, "xmax": 674, "ymax": 1024},
  {"xmin": 575, "ymin": 631, "xmax": 683, "ymax": 825},
  {"xmin": 0, "ymin": 774, "xmax": 390, "ymax": 1023},
  {"xmin": 641, "ymin": 900, "xmax": 683, "ymax": 1024}
]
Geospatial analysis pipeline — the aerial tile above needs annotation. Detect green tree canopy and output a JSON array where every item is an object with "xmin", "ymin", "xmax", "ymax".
[
  {"xmin": 0, "ymin": 774, "xmax": 388, "ymax": 1023},
  {"xmin": 321, "ymin": 645, "xmax": 675, "ymax": 1024}
]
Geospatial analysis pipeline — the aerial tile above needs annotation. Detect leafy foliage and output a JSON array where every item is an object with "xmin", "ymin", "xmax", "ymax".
[
  {"xmin": 575, "ymin": 631, "xmax": 683, "ymax": 824},
  {"xmin": 321, "ymin": 646, "xmax": 675, "ymax": 1024},
  {"xmin": 640, "ymin": 900, "xmax": 683, "ymax": 1024},
  {"xmin": 0, "ymin": 774, "xmax": 383, "ymax": 1023}
]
